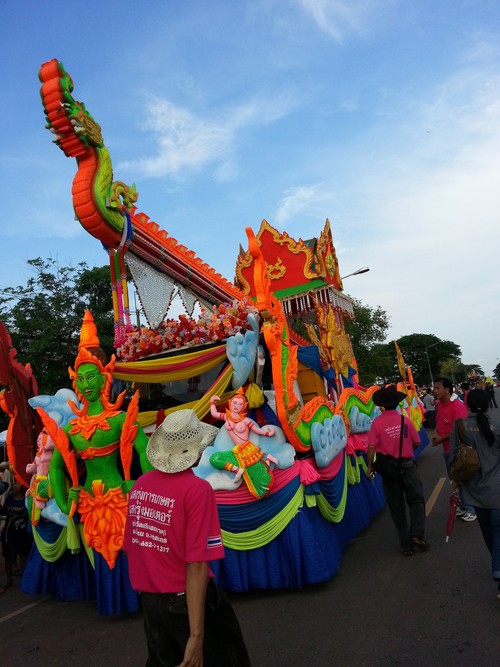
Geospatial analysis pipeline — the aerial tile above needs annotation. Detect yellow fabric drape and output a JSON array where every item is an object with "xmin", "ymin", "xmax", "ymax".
[
  {"xmin": 113, "ymin": 344, "xmax": 227, "ymax": 382},
  {"xmin": 163, "ymin": 364, "xmax": 234, "ymax": 420},
  {"xmin": 32, "ymin": 515, "xmax": 81, "ymax": 559},
  {"xmin": 80, "ymin": 523, "xmax": 95, "ymax": 567},
  {"xmin": 135, "ymin": 365, "xmax": 234, "ymax": 427},
  {"xmin": 32, "ymin": 524, "xmax": 70, "ymax": 561},
  {"xmin": 136, "ymin": 411, "xmax": 159, "ymax": 429}
]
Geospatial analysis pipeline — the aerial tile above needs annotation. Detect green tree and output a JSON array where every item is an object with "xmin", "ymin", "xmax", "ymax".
[
  {"xmin": 0, "ymin": 258, "xmax": 114, "ymax": 394},
  {"xmin": 394, "ymin": 334, "xmax": 462, "ymax": 386},
  {"xmin": 344, "ymin": 299, "xmax": 390, "ymax": 385},
  {"xmin": 440, "ymin": 358, "xmax": 463, "ymax": 384},
  {"xmin": 493, "ymin": 362, "xmax": 500, "ymax": 382},
  {"xmin": 361, "ymin": 341, "xmax": 399, "ymax": 386},
  {"xmin": 439, "ymin": 361, "xmax": 484, "ymax": 385}
]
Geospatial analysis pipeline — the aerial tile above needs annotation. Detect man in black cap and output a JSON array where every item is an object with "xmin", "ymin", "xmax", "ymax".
[{"xmin": 366, "ymin": 385, "xmax": 428, "ymax": 556}]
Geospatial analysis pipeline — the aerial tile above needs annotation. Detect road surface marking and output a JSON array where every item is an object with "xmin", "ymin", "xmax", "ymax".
[
  {"xmin": 0, "ymin": 596, "xmax": 51, "ymax": 624},
  {"xmin": 425, "ymin": 477, "xmax": 447, "ymax": 516}
]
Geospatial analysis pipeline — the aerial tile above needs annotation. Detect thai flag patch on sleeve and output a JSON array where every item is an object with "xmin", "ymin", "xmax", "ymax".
[{"xmin": 207, "ymin": 534, "xmax": 223, "ymax": 549}]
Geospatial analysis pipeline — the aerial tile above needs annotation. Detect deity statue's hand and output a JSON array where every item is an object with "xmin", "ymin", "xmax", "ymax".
[
  {"xmin": 121, "ymin": 479, "xmax": 135, "ymax": 496},
  {"xmin": 266, "ymin": 453, "xmax": 279, "ymax": 466},
  {"xmin": 65, "ymin": 486, "xmax": 81, "ymax": 514},
  {"xmin": 210, "ymin": 395, "xmax": 221, "ymax": 404}
]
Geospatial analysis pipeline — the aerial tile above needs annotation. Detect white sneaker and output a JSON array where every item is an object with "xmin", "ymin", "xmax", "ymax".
[
  {"xmin": 461, "ymin": 512, "xmax": 477, "ymax": 522},
  {"xmin": 455, "ymin": 507, "xmax": 467, "ymax": 517}
]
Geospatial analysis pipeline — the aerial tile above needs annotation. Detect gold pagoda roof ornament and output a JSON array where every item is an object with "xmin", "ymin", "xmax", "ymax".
[{"xmin": 235, "ymin": 219, "xmax": 354, "ymax": 319}]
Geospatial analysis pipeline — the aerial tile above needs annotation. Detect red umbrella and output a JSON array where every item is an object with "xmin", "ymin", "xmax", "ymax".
[{"xmin": 446, "ymin": 489, "xmax": 460, "ymax": 542}]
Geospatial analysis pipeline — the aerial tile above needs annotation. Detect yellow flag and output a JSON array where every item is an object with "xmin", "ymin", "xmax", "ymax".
[{"xmin": 394, "ymin": 340, "xmax": 406, "ymax": 380}]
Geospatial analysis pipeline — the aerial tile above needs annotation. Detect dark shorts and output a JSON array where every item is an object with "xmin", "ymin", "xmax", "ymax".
[
  {"xmin": 1, "ymin": 522, "xmax": 33, "ymax": 558},
  {"xmin": 424, "ymin": 410, "xmax": 436, "ymax": 429},
  {"xmin": 141, "ymin": 580, "xmax": 251, "ymax": 667}
]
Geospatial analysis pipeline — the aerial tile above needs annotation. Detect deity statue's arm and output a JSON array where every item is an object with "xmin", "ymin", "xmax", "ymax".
[
  {"xmin": 121, "ymin": 425, "xmax": 153, "ymax": 495},
  {"xmin": 209, "ymin": 395, "xmax": 225, "ymax": 421},
  {"xmin": 246, "ymin": 418, "xmax": 275, "ymax": 438},
  {"xmin": 133, "ymin": 425, "xmax": 154, "ymax": 473}
]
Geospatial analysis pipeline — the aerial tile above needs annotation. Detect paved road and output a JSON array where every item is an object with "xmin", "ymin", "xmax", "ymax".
[{"xmin": 0, "ymin": 432, "xmax": 498, "ymax": 666}]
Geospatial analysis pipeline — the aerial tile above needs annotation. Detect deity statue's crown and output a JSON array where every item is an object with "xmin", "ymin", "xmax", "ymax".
[
  {"xmin": 228, "ymin": 387, "xmax": 248, "ymax": 411},
  {"xmin": 234, "ymin": 387, "xmax": 247, "ymax": 401},
  {"xmin": 72, "ymin": 310, "xmax": 115, "ymax": 374},
  {"xmin": 78, "ymin": 310, "xmax": 100, "ymax": 350}
]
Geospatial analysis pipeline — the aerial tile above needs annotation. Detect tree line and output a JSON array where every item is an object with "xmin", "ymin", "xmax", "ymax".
[
  {"xmin": 0, "ymin": 258, "xmax": 114, "ymax": 395},
  {"xmin": 345, "ymin": 300, "xmax": 483, "ymax": 387}
]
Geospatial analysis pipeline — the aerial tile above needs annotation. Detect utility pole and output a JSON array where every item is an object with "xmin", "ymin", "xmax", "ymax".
[{"xmin": 425, "ymin": 341, "xmax": 441, "ymax": 387}]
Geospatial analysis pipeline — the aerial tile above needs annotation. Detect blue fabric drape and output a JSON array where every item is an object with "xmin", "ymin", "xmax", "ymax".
[
  {"xmin": 297, "ymin": 346, "xmax": 324, "ymax": 377},
  {"xmin": 316, "ymin": 456, "xmax": 347, "ymax": 508},
  {"xmin": 211, "ymin": 473, "xmax": 386, "ymax": 591},
  {"xmin": 218, "ymin": 475, "xmax": 301, "ymax": 533},
  {"xmin": 297, "ymin": 345, "xmax": 356, "ymax": 392},
  {"xmin": 414, "ymin": 426, "xmax": 430, "ymax": 457},
  {"xmin": 21, "ymin": 524, "xmax": 139, "ymax": 615},
  {"xmin": 22, "ymin": 544, "xmax": 95, "ymax": 603}
]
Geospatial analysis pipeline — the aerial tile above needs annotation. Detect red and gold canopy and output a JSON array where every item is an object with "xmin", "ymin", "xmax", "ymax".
[{"xmin": 235, "ymin": 219, "xmax": 354, "ymax": 318}]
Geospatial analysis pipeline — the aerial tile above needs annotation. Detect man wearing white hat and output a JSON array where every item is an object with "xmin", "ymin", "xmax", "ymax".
[{"xmin": 124, "ymin": 409, "xmax": 250, "ymax": 667}]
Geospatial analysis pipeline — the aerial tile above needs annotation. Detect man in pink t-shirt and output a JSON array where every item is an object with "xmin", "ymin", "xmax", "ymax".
[
  {"xmin": 124, "ymin": 410, "xmax": 250, "ymax": 667},
  {"xmin": 433, "ymin": 377, "xmax": 468, "ymax": 468},
  {"xmin": 433, "ymin": 376, "xmax": 475, "ymax": 522},
  {"xmin": 366, "ymin": 385, "xmax": 428, "ymax": 556}
]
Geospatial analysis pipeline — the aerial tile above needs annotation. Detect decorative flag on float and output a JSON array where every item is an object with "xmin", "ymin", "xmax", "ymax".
[{"xmin": 394, "ymin": 340, "xmax": 406, "ymax": 380}]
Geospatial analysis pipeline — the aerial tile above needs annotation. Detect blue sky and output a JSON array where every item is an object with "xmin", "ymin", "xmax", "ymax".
[{"xmin": 1, "ymin": 0, "xmax": 499, "ymax": 377}]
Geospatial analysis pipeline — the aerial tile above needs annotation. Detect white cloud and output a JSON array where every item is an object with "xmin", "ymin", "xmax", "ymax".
[
  {"xmin": 119, "ymin": 98, "xmax": 232, "ymax": 180},
  {"xmin": 275, "ymin": 184, "xmax": 329, "ymax": 224},
  {"xmin": 119, "ymin": 91, "xmax": 298, "ymax": 182},
  {"xmin": 332, "ymin": 43, "xmax": 500, "ymax": 374},
  {"xmin": 297, "ymin": 0, "xmax": 391, "ymax": 41}
]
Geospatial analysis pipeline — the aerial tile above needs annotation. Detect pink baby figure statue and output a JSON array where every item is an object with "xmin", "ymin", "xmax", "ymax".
[
  {"xmin": 25, "ymin": 428, "xmax": 55, "ymax": 525},
  {"xmin": 209, "ymin": 388, "xmax": 278, "ymax": 499}
]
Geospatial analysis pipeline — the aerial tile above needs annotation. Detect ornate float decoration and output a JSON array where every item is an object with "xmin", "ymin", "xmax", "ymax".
[
  {"xmin": 0, "ymin": 323, "xmax": 42, "ymax": 486},
  {"xmin": 0, "ymin": 59, "xmax": 428, "ymax": 610},
  {"xmin": 38, "ymin": 58, "xmax": 243, "ymax": 347}
]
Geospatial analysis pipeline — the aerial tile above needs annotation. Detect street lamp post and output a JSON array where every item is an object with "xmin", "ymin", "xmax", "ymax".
[
  {"xmin": 425, "ymin": 341, "xmax": 441, "ymax": 387},
  {"xmin": 341, "ymin": 267, "xmax": 370, "ymax": 280}
]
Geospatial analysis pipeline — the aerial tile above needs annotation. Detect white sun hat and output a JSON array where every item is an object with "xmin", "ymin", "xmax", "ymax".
[{"xmin": 146, "ymin": 409, "xmax": 219, "ymax": 473}]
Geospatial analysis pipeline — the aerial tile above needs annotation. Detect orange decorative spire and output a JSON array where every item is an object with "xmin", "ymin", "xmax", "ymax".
[
  {"xmin": 70, "ymin": 312, "xmax": 118, "ymax": 389},
  {"xmin": 79, "ymin": 310, "xmax": 100, "ymax": 350}
]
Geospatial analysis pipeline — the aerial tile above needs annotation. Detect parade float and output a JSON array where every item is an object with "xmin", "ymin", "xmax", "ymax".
[{"xmin": 0, "ymin": 59, "xmax": 428, "ymax": 613}]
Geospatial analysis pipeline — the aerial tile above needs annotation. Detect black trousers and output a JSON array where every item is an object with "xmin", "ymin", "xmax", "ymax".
[
  {"xmin": 424, "ymin": 410, "xmax": 436, "ymax": 429},
  {"xmin": 380, "ymin": 464, "xmax": 426, "ymax": 550},
  {"xmin": 141, "ymin": 580, "xmax": 251, "ymax": 667}
]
